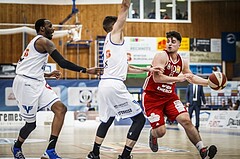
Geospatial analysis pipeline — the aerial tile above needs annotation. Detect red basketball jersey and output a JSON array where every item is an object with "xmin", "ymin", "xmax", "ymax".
[{"xmin": 143, "ymin": 50, "xmax": 183, "ymax": 95}]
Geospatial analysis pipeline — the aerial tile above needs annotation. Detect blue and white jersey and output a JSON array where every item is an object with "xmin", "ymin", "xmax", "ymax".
[
  {"xmin": 100, "ymin": 33, "xmax": 128, "ymax": 81},
  {"xmin": 16, "ymin": 35, "xmax": 48, "ymax": 81}
]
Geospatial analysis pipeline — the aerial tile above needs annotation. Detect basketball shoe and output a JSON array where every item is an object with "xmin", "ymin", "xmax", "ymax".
[
  {"xmin": 11, "ymin": 146, "xmax": 25, "ymax": 159},
  {"xmin": 149, "ymin": 129, "xmax": 158, "ymax": 152},
  {"xmin": 86, "ymin": 151, "xmax": 100, "ymax": 159},
  {"xmin": 118, "ymin": 155, "xmax": 133, "ymax": 159},
  {"xmin": 41, "ymin": 149, "xmax": 62, "ymax": 159},
  {"xmin": 200, "ymin": 145, "xmax": 217, "ymax": 159}
]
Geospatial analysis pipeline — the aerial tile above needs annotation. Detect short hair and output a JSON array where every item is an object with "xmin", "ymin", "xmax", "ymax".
[
  {"xmin": 35, "ymin": 18, "xmax": 46, "ymax": 33},
  {"xmin": 103, "ymin": 16, "xmax": 117, "ymax": 33},
  {"xmin": 166, "ymin": 31, "xmax": 182, "ymax": 43}
]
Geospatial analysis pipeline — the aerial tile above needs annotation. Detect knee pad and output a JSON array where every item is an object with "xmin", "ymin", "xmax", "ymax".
[
  {"xmin": 128, "ymin": 113, "xmax": 146, "ymax": 141},
  {"xmin": 96, "ymin": 117, "xmax": 115, "ymax": 138},
  {"xmin": 19, "ymin": 122, "xmax": 36, "ymax": 139}
]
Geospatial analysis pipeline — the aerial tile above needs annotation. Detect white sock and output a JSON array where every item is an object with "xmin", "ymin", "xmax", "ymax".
[{"xmin": 196, "ymin": 141, "xmax": 204, "ymax": 151}]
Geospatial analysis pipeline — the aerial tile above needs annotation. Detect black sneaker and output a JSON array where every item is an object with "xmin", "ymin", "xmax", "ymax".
[
  {"xmin": 118, "ymin": 155, "xmax": 133, "ymax": 159},
  {"xmin": 86, "ymin": 151, "xmax": 100, "ymax": 159},
  {"xmin": 200, "ymin": 145, "xmax": 217, "ymax": 159},
  {"xmin": 149, "ymin": 129, "xmax": 158, "ymax": 152}
]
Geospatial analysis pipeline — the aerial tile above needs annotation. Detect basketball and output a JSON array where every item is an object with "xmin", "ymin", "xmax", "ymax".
[{"xmin": 208, "ymin": 72, "xmax": 227, "ymax": 90}]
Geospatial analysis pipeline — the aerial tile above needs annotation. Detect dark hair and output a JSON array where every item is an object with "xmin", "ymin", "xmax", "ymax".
[
  {"xmin": 166, "ymin": 31, "xmax": 182, "ymax": 43},
  {"xmin": 103, "ymin": 16, "xmax": 117, "ymax": 33},
  {"xmin": 35, "ymin": 18, "xmax": 46, "ymax": 33}
]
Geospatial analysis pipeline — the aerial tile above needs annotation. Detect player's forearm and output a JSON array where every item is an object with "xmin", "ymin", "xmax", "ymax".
[
  {"xmin": 191, "ymin": 75, "xmax": 208, "ymax": 86},
  {"xmin": 128, "ymin": 65, "xmax": 149, "ymax": 74},
  {"xmin": 118, "ymin": 0, "xmax": 130, "ymax": 23},
  {"xmin": 50, "ymin": 49, "xmax": 86, "ymax": 73},
  {"xmin": 153, "ymin": 73, "xmax": 182, "ymax": 83}
]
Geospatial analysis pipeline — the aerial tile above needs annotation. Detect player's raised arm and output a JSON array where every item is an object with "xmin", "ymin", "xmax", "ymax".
[{"xmin": 111, "ymin": 0, "xmax": 130, "ymax": 43}]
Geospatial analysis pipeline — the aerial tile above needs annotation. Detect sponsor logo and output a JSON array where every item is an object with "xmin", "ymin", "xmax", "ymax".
[
  {"xmin": 7, "ymin": 92, "xmax": 15, "ymax": 100},
  {"xmin": 118, "ymin": 108, "xmax": 132, "ymax": 115},
  {"xmin": 147, "ymin": 113, "xmax": 160, "ymax": 123},
  {"xmin": 0, "ymin": 113, "xmax": 23, "ymax": 122},
  {"xmin": 227, "ymin": 118, "xmax": 240, "ymax": 127},
  {"xmin": 226, "ymin": 33, "xmax": 236, "ymax": 44},
  {"xmin": 157, "ymin": 85, "xmax": 172, "ymax": 93},
  {"xmin": 22, "ymin": 105, "xmax": 33, "ymax": 114},
  {"xmin": 176, "ymin": 65, "xmax": 181, "ymax": 74},
  {"xmin": 79, "ymin": 90, "xmax": 92, "ymax": 103},
  {"xmin": 114, "ymin": 102, "xmax": 128, "ymax": 109}
]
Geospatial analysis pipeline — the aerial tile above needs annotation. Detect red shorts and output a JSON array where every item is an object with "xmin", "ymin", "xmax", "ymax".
[{"xmin": 142, "ymin": 91, "xmax": 187, "ymax": 129}]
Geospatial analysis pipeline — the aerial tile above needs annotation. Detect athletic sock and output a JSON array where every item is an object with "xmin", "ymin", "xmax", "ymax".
[
  {"xmin": 14, "ymin": 139, "xmax": 23, "ymax": 148},
  {"xmin": 121, "ymin": 145, "xmax": 132, "ymax": 158},
  {"xmin": 196, "ymin": 141, "xmax": 204, "ymax": 151},
  {"xmin": 47, "ymin": 135, "xmax": 58, "ymax": 150},
  {"xmin": 93, "ymin": 142, "xmax": 101, "ymax": 156}
]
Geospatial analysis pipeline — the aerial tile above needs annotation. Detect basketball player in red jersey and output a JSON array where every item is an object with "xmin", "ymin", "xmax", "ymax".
[{"xmin": 142, "ymin": 31, "xmax": 217, "ymax": 159}]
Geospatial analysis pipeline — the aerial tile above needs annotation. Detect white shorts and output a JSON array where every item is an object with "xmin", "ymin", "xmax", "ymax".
[
  {"xmin": 12, "ymin": 75, "xmax": 60, "ymax": 122},
  {"xmin": 98, "ymin": 79, "xmax": 142, "ymax": 123}
]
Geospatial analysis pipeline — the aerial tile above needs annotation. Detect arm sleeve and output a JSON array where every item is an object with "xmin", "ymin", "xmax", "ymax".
[{"xmin": 50, "ymin": 49, "xmax": 86, "ymax": 73}]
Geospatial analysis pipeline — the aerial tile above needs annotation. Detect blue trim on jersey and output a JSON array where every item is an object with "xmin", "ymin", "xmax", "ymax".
[
  {"xmin": 100, "ymin": 78, "xmax": 124, "ymax": 81},
  {"xmin": 20, "ymin": 114, "xmax": 36, "ymax": 119},
  {"xmin": 21, "ymin": 74, "xmax": 41, "ymax": 81},
  {"xmin": 38, "ymin": 98, "xmax": 60, "ymax": 111},
  {"xmin": 109, "ymin": 33, "xmax": 125, "ymax": 46}
]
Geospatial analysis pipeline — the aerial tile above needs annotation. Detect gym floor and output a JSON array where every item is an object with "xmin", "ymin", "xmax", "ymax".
[{"xmin": 0, "ymin": 120, "xmax": 240, "ymax": 159}]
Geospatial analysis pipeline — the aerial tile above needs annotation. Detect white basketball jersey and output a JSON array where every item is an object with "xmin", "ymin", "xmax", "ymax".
[
  {"xmin": 101, "ymin": 33, "xmax": 128, "ymax": 81},
  {"xmin": 16, "ymin": 35, "xmax": 48, "ymax": 81}
]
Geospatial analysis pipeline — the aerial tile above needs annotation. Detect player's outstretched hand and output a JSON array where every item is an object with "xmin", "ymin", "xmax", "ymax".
[
  {"xmin": 177, "ymin": 74, "xmax": 186, "ymax": 82},
  {"xmin": 45, "ymin": 70, "xmax": 62, "ymax": 79},
  {"xmin": 86, "ymin": 67, "xmax": 104, "ymax": 75},
  {"xmin": 184, "ymin": 73, "xmax": 194, "ymax": 83}
]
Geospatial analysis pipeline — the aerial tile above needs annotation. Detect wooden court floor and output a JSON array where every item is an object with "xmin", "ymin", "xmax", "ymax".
[{"xmin": 0, "ymin": 120, "xmax": 240, "ymax": 159}]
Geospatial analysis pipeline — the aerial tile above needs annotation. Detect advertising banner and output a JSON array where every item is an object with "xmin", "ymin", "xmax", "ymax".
[
  {"xmin": 0, "ymin": 79, "xmax": 100, "ymax": 111},
  {"xmin": 191, "ymin": 111, "xmax": 240, "ymax": 129}
]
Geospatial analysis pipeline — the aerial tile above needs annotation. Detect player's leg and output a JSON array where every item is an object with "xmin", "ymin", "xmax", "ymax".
[
  {"xmin": 176, "ymin": 112, "xmax": 217, "ymax": 159},
  {"xmin": 87, "ymin": 117, "xmax": 115, "ymax": 159},
  {"xmin": 39, "ymin": 83, "xmax": 67, "ymax": 159},
  {"xmin": 12, "ymin": 122, "xmax": 36, "ymax": 159},
  {"xmin": 165, "ymin": 96, "xmax": 205, "ymax": 153},
  {"xmin": 11, "ymin": 75, "xmax": 39, "ymax": 159},
  {"xmin": 118, "ymin": 112, "xmax": 146, "ymax": 159},
  {"xmin": 142, "ymin": 92, "xmax": 166, "ymax": 152}
]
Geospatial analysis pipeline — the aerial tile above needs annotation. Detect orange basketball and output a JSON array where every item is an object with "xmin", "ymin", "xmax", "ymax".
[{"xmin": 208, "ymin": 72, "xmax": 227, "ymax": 90}]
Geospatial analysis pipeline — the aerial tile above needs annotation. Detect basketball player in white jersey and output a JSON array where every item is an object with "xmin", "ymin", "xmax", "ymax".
[
  {"xmin": 12, "ymin": 18, "xmax": 100, "ymax": 159},
  {"xmin": 86, "ymin": 1, "xmax": 161, "ymax": 159}
]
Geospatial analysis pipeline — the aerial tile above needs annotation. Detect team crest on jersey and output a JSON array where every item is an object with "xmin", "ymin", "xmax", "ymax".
[
  {"xmin": 22, "ymin": 105, "xmax": 33, "ymax": 113},
  {"xmin": 23, "ymin": 48, "xmax": 29, "ymax": 57},
  {"xmin": 176, "ymin": 65, "xmax": 181, "ymax": 74},
  {"xmin": 106, "ymin": 50, "xmax": 111, "ymax": 59},
  {"xmin": 166, "ymin": 63, "xmax": 171, "ymax": 70}
]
